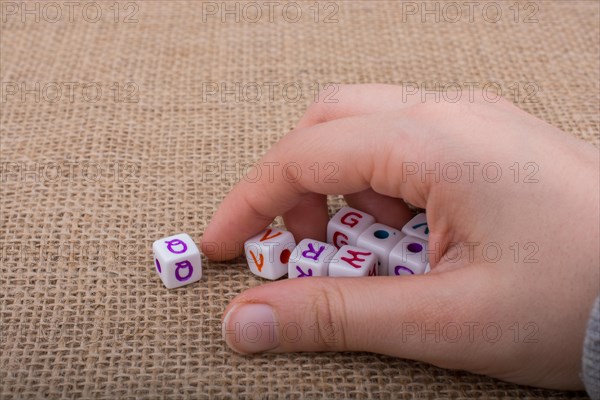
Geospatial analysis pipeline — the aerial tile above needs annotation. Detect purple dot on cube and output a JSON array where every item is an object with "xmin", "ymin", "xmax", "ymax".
[
  {"xmin": 155, "ymin": 258, "xmax": 161, "ymax": 273},
  {"xmin": 373, "ymin": 230, "xmax": 389, "ymax": 239},
  {"xmin": 407, "ymin": 243, "xmax": 423, "ymax": 253}
]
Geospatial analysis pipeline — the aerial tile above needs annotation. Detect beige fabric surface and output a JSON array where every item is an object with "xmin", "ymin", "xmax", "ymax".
[{"xmin": 1, "ymin": 0, "xmax": 598, "ymax": 398}]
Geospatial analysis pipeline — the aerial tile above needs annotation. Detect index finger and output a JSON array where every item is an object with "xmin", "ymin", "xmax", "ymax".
[{"xmin": 200, "ymin": 110, "xmax": 428, "ymax": 260}]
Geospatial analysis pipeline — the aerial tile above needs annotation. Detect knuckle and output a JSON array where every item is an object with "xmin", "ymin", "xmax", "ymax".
[
  {"xmin": 306, "ymin": 280, "xmax": 349, "ymax": 351},
  {"xmin": 303, "ymin": 84, "xmax": 348, "ymax": 124},
  {"xmin": 404, "ymin": 92, "xmax": 508, "ymax": 124},
  {"xmin": 241, "ymin": 189, "xmax": 272, "ymax": 222},
  {"xmin": 436, "ymin": 96, "xmax": 477, "ymax": 115},
  {"xmin": 303, "ymin": 101, "xmax": 331, "ymax": 125}
]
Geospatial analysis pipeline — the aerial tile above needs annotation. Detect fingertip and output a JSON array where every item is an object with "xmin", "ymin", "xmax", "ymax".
[
  {"xmin": 221, "ymin": 302, "xmax": 279, "ymax": 354},
  {"xmin": 199, "ymin": 230, "xmax": 244, "ymax": 261}
]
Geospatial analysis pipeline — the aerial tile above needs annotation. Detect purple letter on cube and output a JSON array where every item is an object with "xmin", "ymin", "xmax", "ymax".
[
  {"xmin": 175, "ymin": 260, "xmax": 193, "ymax": 281},
  {"xmin": 302, "ymin": 243, "xmax": 325, "ymax": 261},
  {"xmin": 166, "ymin": 239, "xmax": 188, "ymax": 254}
]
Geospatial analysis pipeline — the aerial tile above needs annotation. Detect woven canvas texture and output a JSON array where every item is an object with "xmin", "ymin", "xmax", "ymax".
[{"xmin": 1, "ymin": 0, "xmax": 598, "ymax": 398}]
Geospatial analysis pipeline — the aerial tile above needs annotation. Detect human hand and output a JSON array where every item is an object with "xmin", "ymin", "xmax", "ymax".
[{"xmin": 201, "ymin": 84, "xmax": 599, "ymax": 390}]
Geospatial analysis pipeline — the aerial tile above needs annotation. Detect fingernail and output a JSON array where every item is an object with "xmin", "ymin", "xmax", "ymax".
[{"xmin": 222, "ymin": 303, "xmax": 279, "ymax": 354}]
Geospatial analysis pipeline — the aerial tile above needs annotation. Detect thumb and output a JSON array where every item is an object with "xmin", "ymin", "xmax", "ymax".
[{"xmin": 221, "ymin": 270, "xmax": 493, "ymax": 369}]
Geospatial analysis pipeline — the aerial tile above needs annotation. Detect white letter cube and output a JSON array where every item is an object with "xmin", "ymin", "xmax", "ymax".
[
  {"xmin": 288, "ymin": 239, "xmax": 337, "ymax": 278},
  {"xmin": 329, "ymin": 245, "xmax": 377, "ymax": 277},
  {"xmin": 401, "ymin": 213, "xmax": 429, "ymax": 241},
  {"xmin": 152, "ymin": 233, "xmax": 202, "ymax": 289},
  {"xmin": 388, "ymin": 236, "xmax": 429, "ymax": 276},
  {"xmin": 356, "ymin": 223, "xmax": 406, "ymax": 276},
  {"xmin": 245, "ymin": 228, "xmax": 296, "ymax": 280},
  {"xmin": 327, "ymin": 207, "xmax": 376, "ymax": 249}
]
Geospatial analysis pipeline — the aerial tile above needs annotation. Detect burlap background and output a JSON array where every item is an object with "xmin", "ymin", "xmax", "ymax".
[{"xmin": 1, "ymin": 0, "xmax": 598, "ymax": 398}]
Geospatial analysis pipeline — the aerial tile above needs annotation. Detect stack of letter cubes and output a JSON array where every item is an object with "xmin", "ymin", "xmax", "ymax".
[
  {"xmin": 151, "ymin": 207, "xmax": 430, "ymax": 289},
  {"xmin": 244, "ymin": 207, "xmax": 431, "ymax": 280}
]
